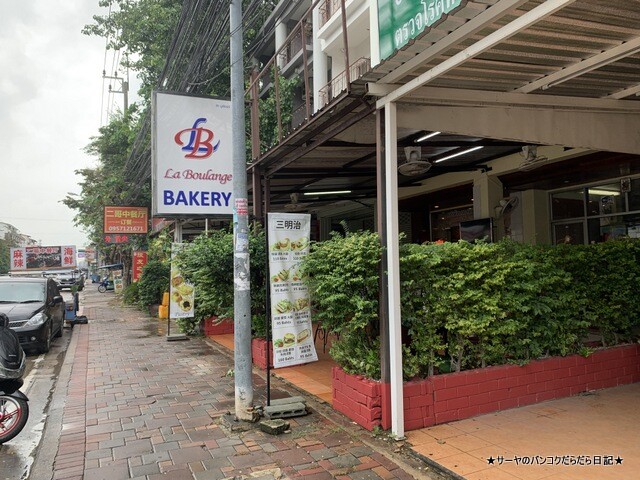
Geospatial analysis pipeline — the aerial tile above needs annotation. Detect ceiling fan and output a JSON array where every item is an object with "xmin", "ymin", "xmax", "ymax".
[{"xmin": 398, "ymin": 146, "xmax": 432, "ymax": 176}]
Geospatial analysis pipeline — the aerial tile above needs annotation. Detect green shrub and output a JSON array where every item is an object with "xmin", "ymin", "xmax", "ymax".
[
  {"xmin": 307, "ymin": 235, "xmax": 640, "ymax": 381},
  {"xmin": 301, "ymin": 231, "xmax": 383, "ymax": 377},
  {"xmin": 137, "ymin": 260, "xmax": 170, "ymax": 307},
  {"xmin": 123, "ymin": 281, "xmax": 140, "ymax": 305},
  {"xmin": 174, "ymin": 225, "xmax": 267, "ymax": 336}
]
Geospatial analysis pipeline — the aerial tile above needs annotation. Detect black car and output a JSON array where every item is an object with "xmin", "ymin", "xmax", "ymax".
[{"xmin": 0, "ymin": 277, "xmax": 64, "ymax": 353}]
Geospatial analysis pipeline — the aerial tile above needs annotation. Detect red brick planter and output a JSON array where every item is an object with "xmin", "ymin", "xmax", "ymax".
[
  {"xmin": 203, "ymin": 316, "xmax": 234, "ymax": 336},
  {"xmin": 251, "ymin": 338, "xmax": 274, "ymax": 369},
  {"xmin": 332, "ymin": 344, "xmax": 640, "ymax": 432}
]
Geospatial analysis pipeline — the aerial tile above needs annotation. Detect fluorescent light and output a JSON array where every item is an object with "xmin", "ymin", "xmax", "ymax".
[
  {"xmin": 416, "ymin": 131, "xmax": 441, "ymax": 142},
  {"xmin": 433, "ymin": 146, "xmax": 484, "ymax": 164},
  {"xmin": 589, "ymin": 188, "xmax": 620, "ymax": 196},
  {"xmin": 303, "ymin": 190, "xmax": 352, "ymax": 196}
]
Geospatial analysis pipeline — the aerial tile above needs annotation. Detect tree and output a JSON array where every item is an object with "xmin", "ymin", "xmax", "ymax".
[
  {"xmin": 83, "ymin": 0, "xmax": 182, "ymax": 103},
  {"xmin": 62, "ymin": 109, "xmax": 149, "ymax": 284}
]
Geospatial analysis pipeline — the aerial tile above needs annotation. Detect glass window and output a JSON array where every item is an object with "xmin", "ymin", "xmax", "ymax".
[
  {"xmin": 627, "ymin": 179, "xmax": 640, "ymax": 212},
  {"xmin": 587, "ymin": 183, "xmax": 624, "ymax": 217},
  {"xmin": 554, "ymin": 222, "xmax": 584, "ymax": 245},
  {"xmin": 0, "ymin": 282, "xmax": 46, "ymax": 303},
  {"xmin": 551, "ymin": 190, "xmax": 584, "ymax": 220}
]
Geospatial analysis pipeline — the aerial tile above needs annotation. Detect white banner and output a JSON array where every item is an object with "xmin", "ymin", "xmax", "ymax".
[
  {"xmin": 152, "ymin": 91, "xmax": 233, "ymax": 216},
  {"xmin": 268, "ymin": 213, "xmax": 318, "ymax": 368},
  {"xmin": 170, "ymin": 243, "xmax": 195, "ymax": 319}
]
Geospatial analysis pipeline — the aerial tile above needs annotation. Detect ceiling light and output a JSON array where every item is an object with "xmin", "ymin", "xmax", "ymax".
[
  {"xmin": 416, "ymin": 131, "xmax": 441, "ymax": 142},
  {"xmin": 433, "ymin": 146, "xmax": 484, "ymax": 164},
  {"xmin": 589, "ymin": 188, "xmax": 620, "ymax": 196},
  {"xmin": 303, "ymin": 190, "xmax": 352, "ymax": 196}
]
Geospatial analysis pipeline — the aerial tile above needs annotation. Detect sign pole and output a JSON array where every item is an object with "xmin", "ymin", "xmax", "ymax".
[{"xmin": 231, "ymin": 0, "xmax": 254, "ymax": 421}]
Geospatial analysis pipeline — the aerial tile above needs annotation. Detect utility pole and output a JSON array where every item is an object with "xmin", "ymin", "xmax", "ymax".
[
  {"xmin": 103, "ymin": 71, "xmax": 129, "ymax": 115},
  {"xmin": 230, "ymin": 0, "xmax": 254, "ymax": 421}
]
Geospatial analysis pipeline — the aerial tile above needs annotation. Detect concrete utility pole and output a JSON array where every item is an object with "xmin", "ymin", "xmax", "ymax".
[{"xmin": 230, "ymin": 0, "xmax": 254, "ymax": 421}]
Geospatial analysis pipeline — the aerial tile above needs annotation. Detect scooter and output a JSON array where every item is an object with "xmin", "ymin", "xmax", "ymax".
[
  {"xmin": 97, "ymin": 278, "xmax": 109, "ymax": 293},
  {"xmin": 0, "ymin": 313, "xmax": 29, "ymax": 444}
]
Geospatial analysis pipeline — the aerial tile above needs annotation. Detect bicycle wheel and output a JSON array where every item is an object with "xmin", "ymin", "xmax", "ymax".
[{"xmin": 0, "ymin": 395, "xmax": 29, "ymax": 444}]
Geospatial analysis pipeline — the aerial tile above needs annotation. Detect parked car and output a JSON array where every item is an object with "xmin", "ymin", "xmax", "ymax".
[
  {"xmin": 54, "ymin": 271, "xmax": 84, "ymax": 291},
  {"xmin": 0, "ymin": 277, "xmax": 64, "ymax": 353}
]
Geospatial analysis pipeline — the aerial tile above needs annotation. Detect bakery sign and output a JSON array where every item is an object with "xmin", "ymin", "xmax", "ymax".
[{"xmin": 268, "ymin": 212, "xmax": 318, "ymax": 368}]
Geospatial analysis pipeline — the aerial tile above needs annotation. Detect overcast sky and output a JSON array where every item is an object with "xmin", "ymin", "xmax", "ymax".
[{"xmin": 0, "ymin": 1, "xmax": 121, "ymax": 249}]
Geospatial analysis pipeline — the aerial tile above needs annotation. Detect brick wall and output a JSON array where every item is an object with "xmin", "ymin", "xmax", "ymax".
[
  {"xmin": 333, "ymin": 344, "xmax": 640, "ymax": 432},
  {"xmin": 203, "ymin": 316, "xmax": 234, "ymax": 336},
  {"xmin": 332, "ymin": 367, "xmax": 382, "ymax": 431},
  {"xmin": 251, "ymin": 338, "xmax": 274, "ymax": 369}
]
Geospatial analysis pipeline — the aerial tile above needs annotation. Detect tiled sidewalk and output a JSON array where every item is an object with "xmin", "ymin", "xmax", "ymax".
[
  {"xmin": 406, "ymin": 381, "xmax": 640, "ymax": 480},
  {"xmin": 48, "ymin": 292, "xmax": 442, "ymax": 480}
]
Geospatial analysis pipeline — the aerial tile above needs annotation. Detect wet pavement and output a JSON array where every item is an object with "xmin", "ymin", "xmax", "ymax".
[{"xmin": 35, "ymin": 289, "xmax": 444, "ymax": 480}]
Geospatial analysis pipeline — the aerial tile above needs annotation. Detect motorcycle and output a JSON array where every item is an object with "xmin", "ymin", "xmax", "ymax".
[
  {"xmin": 0, "ymin": 313, "xmax": 29, "ymax": 444},
  {"xmin": 97, "ymin": 278, "xmax": 109, "ymax": 293}
]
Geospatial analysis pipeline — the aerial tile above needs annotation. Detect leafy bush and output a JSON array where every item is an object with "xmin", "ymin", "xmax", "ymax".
[
  {"xmin": 305, "ymin": 233, "xmax": 640, "ymax": 381},
  {"xmin": 123, "ymin": 281, "xmax": 140, "ymax": 305},
  {"xmin": 302, "ymin": 231, "xmax": 383, "ymax": 377},
  {"xmin": 174, "ymin": 226, "xmax": 267, "ymax": 336},
  {"xmin": 137, "ymin": 260, "xmax": 170, "ymax": 307}
]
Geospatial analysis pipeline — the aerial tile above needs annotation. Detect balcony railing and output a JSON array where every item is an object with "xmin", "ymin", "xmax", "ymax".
[
  {"xmin": 317, "ymin": 57, "xmax": 371, "ymax": 110},
  {"xmin": 319, "ymin": 0, "xmax": 342, "ymax": 28}
]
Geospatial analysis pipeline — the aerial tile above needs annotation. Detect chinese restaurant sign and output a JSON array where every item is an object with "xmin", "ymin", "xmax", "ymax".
[
  {"xmin": 268, "ymin": 213, "xmax": 318, "ymax": 368},
  {"xmin": 103, "ymin": 234, "xmax": 130, "ymax": 244},
  {"xmin": 170, "ymin": 243, "xmax": 195, "ymax": 319},
  {"xmin": 378, "ymin": 0, "xmax": 462, "ymax": 60},
  {"xmin": 10, "ymin": 245, "xmax": 77, "ymax": 271},
  {"xmin": 132, "ymin": 251, "xmax": 148, "ymax": 283},
  {"xmin": 104, "ymin": 206, "xmax": 149, "ymax": 234},
  {"xmin": 152, "ymin": 91, "xmax": 233, "ymax": 217}
]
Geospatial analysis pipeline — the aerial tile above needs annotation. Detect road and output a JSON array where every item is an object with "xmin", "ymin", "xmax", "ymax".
[{"xmin": 0, "ymin": 291, "xmax": 75, "ymax": 480}]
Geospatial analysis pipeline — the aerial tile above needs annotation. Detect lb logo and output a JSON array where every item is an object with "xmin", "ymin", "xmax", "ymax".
[{"xmin": 174, "ymin": 118, "xmax": 221, "ymax": 159}]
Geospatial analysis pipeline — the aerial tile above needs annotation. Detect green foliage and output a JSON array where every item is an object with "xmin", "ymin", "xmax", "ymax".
[
  {"xmin": 0, "ymin": 240, "xmax": 10, "ymax": 274},
  {"xmin": 173, "ymin": 226, "xmax": 267, "ymax": 336},
  {"xmin": 123, "ymin": 281, "xmax": 140, "ymax": 305},
  {"xmin": 258, "ymin": 71, "xmax": 301, "ymax": 152},
  {"xmin": 301, "ymin": 231, "xmax": 383, "ymax": 377},
  {"xmin": 305, "ymin": 235, "xmax": 640, "ymax": 381},
  {"xmin": 137, "ymin": 260, "xmax": 170, "ymax": 307},
  {"xmin": 83, "ymin": 0, "xmax": 182, "ymax": 103},
  {"xmin": 547, "ymin": 239, "xmax": 640, "ymax": 346}
]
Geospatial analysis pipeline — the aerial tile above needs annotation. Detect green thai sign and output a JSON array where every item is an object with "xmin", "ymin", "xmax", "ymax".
[{"xmin": 378, "ymin": 0, "xmax": 463, "ymax": 61}]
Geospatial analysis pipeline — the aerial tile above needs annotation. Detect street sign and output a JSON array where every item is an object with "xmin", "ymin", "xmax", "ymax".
[{"xmin": 378, "ymin": 0, "xmax": 462, "ymax": 60}]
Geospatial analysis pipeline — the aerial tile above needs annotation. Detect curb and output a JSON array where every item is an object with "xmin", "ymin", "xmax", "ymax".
[{"xmin": 30, "ymin": 321, "xmax": 83, "ymax": 480}]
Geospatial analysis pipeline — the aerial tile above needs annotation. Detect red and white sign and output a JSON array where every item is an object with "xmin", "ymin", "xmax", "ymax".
[
  {"xmin": 152, "ymin": 92, "xmax": 233, "ymax": 217},
  {"xmin": 104, "ymin": 206, "xmax": 149, "ymax": 234},
  {"xmin": 132, "ymin": 251, "xmax": 148, "ymax": 282},
  {"xmin": 10, "ymin": 245, "xmax": 77, "ymax": 271}
]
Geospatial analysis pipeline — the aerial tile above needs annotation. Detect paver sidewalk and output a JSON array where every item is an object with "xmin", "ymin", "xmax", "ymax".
[{"xmin": 47, "ymin": 291, "xmax": 443, "ymax": 480}]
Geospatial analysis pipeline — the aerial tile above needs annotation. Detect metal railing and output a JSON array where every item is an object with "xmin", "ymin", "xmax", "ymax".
[
  {"xmin": 318, "ymin": 0, "xmax": 342, "ymax": 28},
  {"xmin": 317, "ymin": 57, "xmax": 371, "ymax": 110}
]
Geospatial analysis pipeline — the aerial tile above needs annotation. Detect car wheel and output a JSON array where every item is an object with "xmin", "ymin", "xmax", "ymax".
[
  {"xmin": 40, "ymin": 323, "xmax": 51, "ymax": 354},
  {"xmin": 54, "ymin": 322, "xmax": 63, "ymax": 338}
]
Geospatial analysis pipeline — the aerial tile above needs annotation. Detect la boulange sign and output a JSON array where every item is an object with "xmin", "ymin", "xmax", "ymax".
[
  {"xmin": 378, "ymin": 0, "xmax": 462, "ymax": 60},
  {"xmin": 151, "ymin": 91, "xmax": 233, "ymax": 217}
]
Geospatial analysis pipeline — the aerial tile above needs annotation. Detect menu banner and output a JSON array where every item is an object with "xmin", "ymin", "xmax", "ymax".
[
  {"xmin": 268, "ymin": 212, "xmax": 318, "ymax": 368},
  {"xmin": 170, "ymin": 243, "xmax": 195, "ymax": 319}
]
